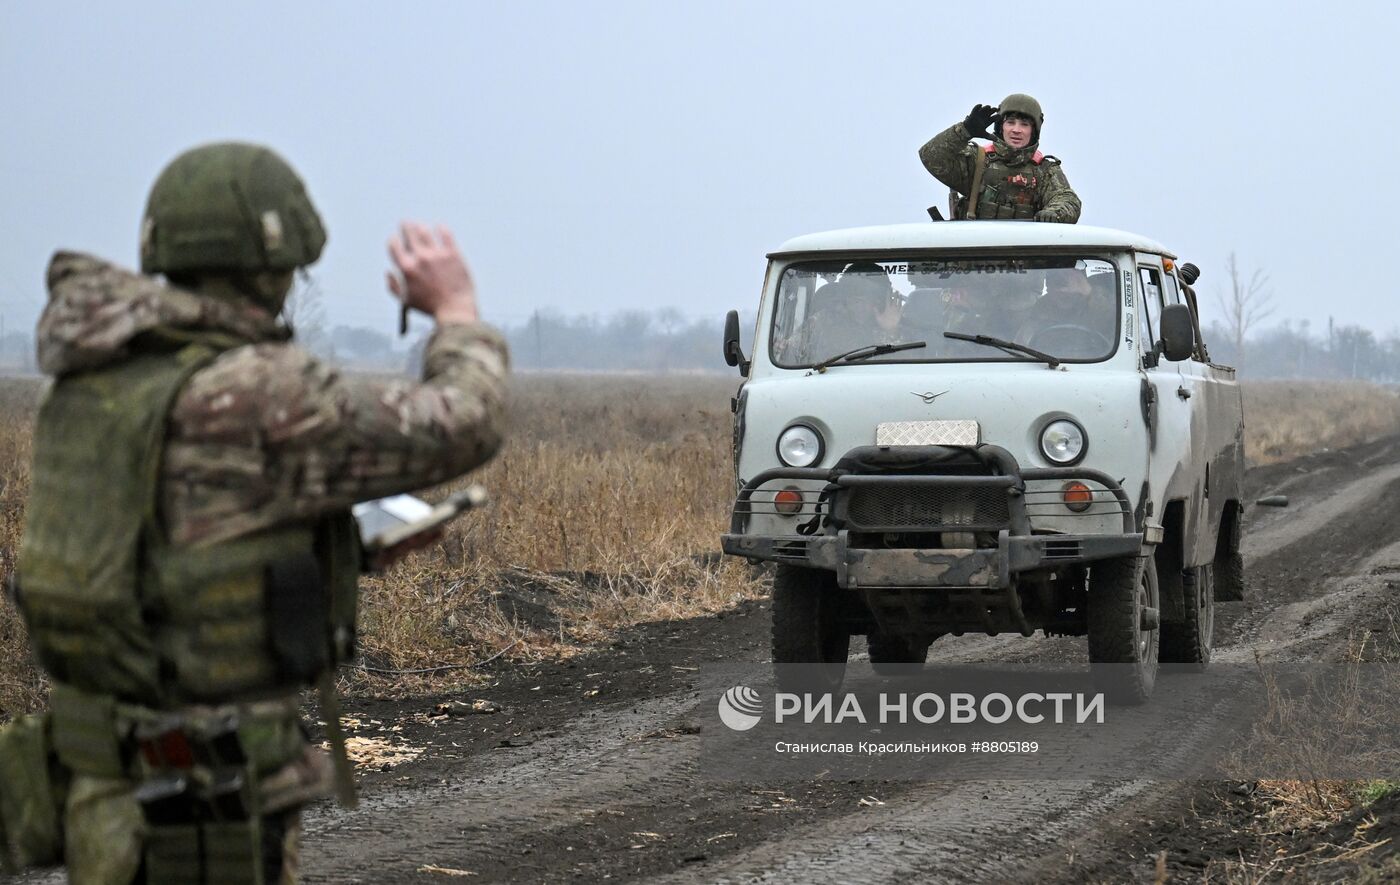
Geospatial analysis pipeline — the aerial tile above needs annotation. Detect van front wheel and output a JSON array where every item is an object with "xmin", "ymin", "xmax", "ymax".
[
  {"xmin": 771, "ymin": 565, "xmax": 850, "ymax": 692},
  {"xmin": 1087, "ymin": 555, "xmax": 1160, "ymax": 704}
]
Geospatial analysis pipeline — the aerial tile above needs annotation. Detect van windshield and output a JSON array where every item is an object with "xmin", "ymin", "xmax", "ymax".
[{"xmin": 769, "ymin": 256, "xmax": 1120, "ymax": 368}]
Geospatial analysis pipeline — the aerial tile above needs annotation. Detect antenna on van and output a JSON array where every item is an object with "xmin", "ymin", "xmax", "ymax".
[{"xmin": 926, "ymin": 206, "xmax": 946, "ymax": 222}]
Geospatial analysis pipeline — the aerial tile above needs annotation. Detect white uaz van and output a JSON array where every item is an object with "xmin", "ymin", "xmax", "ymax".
[{"xmin": 720, "ymin": 222, "xmax": 1245, "ymax": 703}]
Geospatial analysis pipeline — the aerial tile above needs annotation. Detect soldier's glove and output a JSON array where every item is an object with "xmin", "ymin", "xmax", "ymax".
[
  {"xmin": 963, "ymin": 104, "xmax": 999, "ymax": 139},
  {"xmin": 1034, "ymin": 209, "xmax": 1059, "ymax": 223}
]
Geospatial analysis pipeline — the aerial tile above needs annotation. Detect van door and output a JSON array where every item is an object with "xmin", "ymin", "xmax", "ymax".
[{"xmin": 1135, "ymin": 255, "xmax": 1194, "ymax": 531}]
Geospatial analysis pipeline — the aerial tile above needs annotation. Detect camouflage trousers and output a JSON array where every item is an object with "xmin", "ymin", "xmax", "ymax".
[{"xmin": 64, "ymin": 774, "xmax": 301, "ymax": 885}]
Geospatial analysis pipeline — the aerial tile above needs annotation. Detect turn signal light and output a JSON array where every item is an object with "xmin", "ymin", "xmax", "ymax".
[
  {"xmin": 1062, "ymin": 481, "xmax": 1093, "ymax": 513},
  {"xmin": 774, "ymin": 488, "xmax": 804, "ymax": 515}
]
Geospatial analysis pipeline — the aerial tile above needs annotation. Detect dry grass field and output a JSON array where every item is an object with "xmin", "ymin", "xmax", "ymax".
[
  {"xmin": 349, "ymin": 374, "xmax": 759, "ymax": 695},
  {"xmin": 0, "ymin": 380, "xmax": 43, "ymax": 718},
  {"xmin": 1244, "ymin": 380, "xmax": 1400, "ymax": 465},
  {"xmin": 1, "ymin": 374, "xmax": 1399, "ymax": 714}
]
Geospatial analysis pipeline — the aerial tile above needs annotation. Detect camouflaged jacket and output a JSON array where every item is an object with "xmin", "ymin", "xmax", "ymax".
[
  {"xmin": 35, "ymin": 251, "xmax": 510, "ymax": 547},
  {"xmin": 918, "ymin": 122, "xmax": 1082, "ymax": 224}
]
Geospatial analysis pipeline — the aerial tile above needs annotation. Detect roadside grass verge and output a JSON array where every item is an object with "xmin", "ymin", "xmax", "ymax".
[
  {"xmin": 1202, "ymin": 613, "xmax": 1400, "ymax": 881},
  {"xmin": 0, "ymin": 380, "xmax": 43, "ymax": 719},
  {"xmin": 345, "ymin": 374, "xmax": 763, "ymax": 695},
  {"xmin": 1244, "ymin": 380, "xmax": 1400, "ymax": 466}
]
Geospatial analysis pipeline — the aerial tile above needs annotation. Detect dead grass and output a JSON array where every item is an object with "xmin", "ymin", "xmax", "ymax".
[
  {"xmin": 1244, "ymin": 381, "xmax": 1400, "ymax": 466},
  {"xmin": 347, "ymin": 374, "xmax": 760, "ymax": 694},
  {"xmin": 0, "ymin": 378, "xmax": 44, "ymax": 718},
  {"xmin": 1203, "ymin": 616, "xmax": 1400, "ymax": 882}
]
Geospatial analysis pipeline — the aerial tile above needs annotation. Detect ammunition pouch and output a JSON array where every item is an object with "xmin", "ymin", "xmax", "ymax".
[
  {"xmin": 41, "ymin": 683, "xmax": 312, "ymax": 882},
  {"xmin": 0, "ymin": 713, "xmax": 67, "ymax": 872},
  {"xmin": 129, "ymin": 705, "xmax": 280, "ymax": 883},
  {"xmin": 975, "ymin": 197, "xmax": 1037, "ymax": 221}
]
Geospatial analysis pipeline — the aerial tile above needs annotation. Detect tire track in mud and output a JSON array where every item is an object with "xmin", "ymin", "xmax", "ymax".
[
  {"xmin": 295, "ymin": 437, "xmax": 1400, "ymax": 884},
  {"xmin": 299, "ymin": 690, "xmax": 716, "ymax": 882}
]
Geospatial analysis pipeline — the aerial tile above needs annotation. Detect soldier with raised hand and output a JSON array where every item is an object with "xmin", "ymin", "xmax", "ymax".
[
  {"xmin": 10, "ymin": 142, "xmax": 509, "ymax": 883},
  {"xmin": 919, "ymin": 93, "xmax": 1082, "ymax": 223}
]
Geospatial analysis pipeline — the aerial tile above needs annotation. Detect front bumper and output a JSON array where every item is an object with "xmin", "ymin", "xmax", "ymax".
[
  {"xmin": 721, "ymin": 444, "xmax": 1142, "ymax": 590},
  {"xmin": 721, "ymin": 530, "xmax": 1143, "ymax": 588}
]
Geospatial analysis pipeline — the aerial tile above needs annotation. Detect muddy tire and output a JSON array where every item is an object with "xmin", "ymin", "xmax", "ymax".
[
  {"xmin": 1214, "ymin": 506, "xmax": 1245, "ymax": 601},
  {"xmin": 1215, "ymin": 551, "xmax": 1244, "ymax": 602},
  {"xmin": 867, "ymin": 631, "xmax": 933, "ymax": 676},
  {"xmin": 1087, "ymin": 555, "xmax": 1159, "ymax": 704},
  {"xmin": 771, "ymin": 565, "xmax": 850, "ymax": 692},
  {"xmin": 1161, "ymin": 564, "xmax": 1213, "ymax": 669}
]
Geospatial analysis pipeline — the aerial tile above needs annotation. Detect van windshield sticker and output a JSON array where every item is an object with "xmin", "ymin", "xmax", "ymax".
[
  {"xmin": 902, "ymin": 260, "xmax": 1029, "ymax": 276},
  {"xmin": 1122, "ymin": 271, "xmax": 1136, "ymax": 347}
]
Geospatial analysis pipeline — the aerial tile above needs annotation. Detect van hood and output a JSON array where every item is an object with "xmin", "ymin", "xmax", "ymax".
[{"xmin": 737, "ymin": 363, "xmax": 1147, "ymax": 487}]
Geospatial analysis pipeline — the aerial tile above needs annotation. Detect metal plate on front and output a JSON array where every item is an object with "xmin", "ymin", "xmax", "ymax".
[
  {"xmin": 844, "ymin": 548, "xmax": 999, "ymax": 588},
  {"xmin": 876, "ymin": 420, "xmax": 981, "ymax": 446}
]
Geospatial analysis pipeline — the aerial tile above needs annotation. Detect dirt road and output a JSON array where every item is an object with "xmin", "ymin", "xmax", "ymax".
[{"xmin": 296, "ymin": 437, "xmax": 1400, "ymax": 884}]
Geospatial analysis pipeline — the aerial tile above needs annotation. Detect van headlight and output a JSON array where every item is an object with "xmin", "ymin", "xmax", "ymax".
[
  {"xmin": 777, "ymin": 424, "xmax": 824, "ymax": 467},
  {"xmin": 1040, "ymin": 419, "xmax": 1087, "ymax": 465}
]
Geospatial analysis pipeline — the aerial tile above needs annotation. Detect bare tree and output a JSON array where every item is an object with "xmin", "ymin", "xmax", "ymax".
[{"xmin": 1216, "ymin": 252, "xmax": 1274, "ymax": 369}]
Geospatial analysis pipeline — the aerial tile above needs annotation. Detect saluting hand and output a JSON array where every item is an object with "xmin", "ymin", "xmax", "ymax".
[{"xmin": 964, "ymin": 104, "xmax": 1000, "ymax": 140}]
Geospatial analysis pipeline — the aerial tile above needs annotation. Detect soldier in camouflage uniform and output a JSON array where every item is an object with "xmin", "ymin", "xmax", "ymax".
[
  {"xmin": 8, "ymin": 143, "xmax": 509, "ymax": 883},
  {"xmin": 919, "ymin": 93, "xmax": 1082, "ymax": 223}
]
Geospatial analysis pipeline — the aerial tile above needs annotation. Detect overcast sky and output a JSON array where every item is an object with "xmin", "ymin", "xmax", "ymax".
[{"xmin": 2, "ymin": 1, "xmax": 1394, "ymax": 339}]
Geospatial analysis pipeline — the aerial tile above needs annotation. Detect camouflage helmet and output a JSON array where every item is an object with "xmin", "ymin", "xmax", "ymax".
[
  {"xmin": 140, "ymin": 142, "xmax": 326, "ymax": 276},
  {"xmin": 995, "ymin": 93, "xmax": 1044, "ymax": 142}
]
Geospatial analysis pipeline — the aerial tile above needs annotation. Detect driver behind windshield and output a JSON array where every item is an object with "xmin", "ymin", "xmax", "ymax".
[
  {"xmin": 942, "ymin": 274, "xmax": 1037, "ymax": 346},
  {"xmin": 1017, "ymin": 269, "xmax": 1116, "ymax": 354}
]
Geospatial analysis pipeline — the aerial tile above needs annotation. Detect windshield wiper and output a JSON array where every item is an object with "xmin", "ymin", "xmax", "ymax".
[
  {"xmin": 810, "ymin": 340, "xmax": 927, "ymax": 374},
  {"xmin": 943, "ymin": 332, "xmax": 1060, "ymax": 368}
]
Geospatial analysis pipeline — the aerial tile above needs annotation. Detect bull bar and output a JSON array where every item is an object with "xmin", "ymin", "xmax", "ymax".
[{"xmin": 721, "ymin": 444, "xmax": 1142, "ymax": 591}]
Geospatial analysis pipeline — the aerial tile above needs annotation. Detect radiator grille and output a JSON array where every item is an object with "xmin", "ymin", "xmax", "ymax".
[{"xmin": 845, "ymin": 484, "xmax": 1009, "ymax": 531}]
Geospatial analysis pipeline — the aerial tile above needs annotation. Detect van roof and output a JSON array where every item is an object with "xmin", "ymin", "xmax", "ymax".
[{"xmin": 770, "ymin": 222, "xmax": 1175, "ymax": 259}]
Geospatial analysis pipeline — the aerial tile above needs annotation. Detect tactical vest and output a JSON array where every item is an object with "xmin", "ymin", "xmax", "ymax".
[
  {"xmin": 966, "ymin": 144, "xmax": 1048, "ymax": 220},
  {"xmin": 17, "ymin": 335, "xmax": 360, "ymax": 714}
]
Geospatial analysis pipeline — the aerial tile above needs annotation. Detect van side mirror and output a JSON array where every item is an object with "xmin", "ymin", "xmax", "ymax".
[
  {"xmin": 1159, "ymin": 303, "xmax": 1196, "ymax": 362},
  {"xmin": 723, "ymin": 310, "xmax": 750, "ymax": 375}
]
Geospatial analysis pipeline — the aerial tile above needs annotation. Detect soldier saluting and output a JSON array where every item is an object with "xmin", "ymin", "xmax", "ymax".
[
  {"xmin": 919, "ymin": 93, "xmax": 1082, "ymax": 223},
  {"xmin": 6, "ymin": 143, "xmax": 509, "ymax": 883}
]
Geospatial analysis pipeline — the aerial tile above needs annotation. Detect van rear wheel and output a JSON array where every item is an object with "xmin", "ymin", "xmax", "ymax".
[
  {"xmin": 1087, "ymin": 555, "xmax": 1160, "ymax": 704},
  {"xmin": 1161, "ymin": 564, "xmax": 1214, "ymax": 669},
  {"xmin": 771, "ymin": 565, "xmax": 850, "ymax": 692}
]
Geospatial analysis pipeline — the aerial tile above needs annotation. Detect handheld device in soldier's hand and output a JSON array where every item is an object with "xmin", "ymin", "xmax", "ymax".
[
  {"xmin": 397, "ymin": 228, "xmax": 410, "ymax": 335},
  {"xmin": 352, "ymin": 485, "xmax": 489, "ymax": 571}
]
